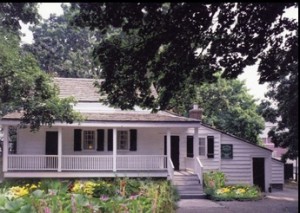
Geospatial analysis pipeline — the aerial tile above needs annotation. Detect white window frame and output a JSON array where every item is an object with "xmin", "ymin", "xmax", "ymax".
[
  {"xmin": 117, "ymin": 130, "xmax": 129, "ymax": 151},
  {"xmin": 82, "ymin": 130, "xmax": 96, "ymax": 150}
]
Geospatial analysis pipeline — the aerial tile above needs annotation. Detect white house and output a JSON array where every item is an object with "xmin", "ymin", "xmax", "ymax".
[{"xmin": 0, "ymin": 78, "xmax": 284, "ymax": 192}]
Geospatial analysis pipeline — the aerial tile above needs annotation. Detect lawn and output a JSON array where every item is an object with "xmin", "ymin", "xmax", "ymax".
[{"xmin": 0, "ymin": 178, "xmax": 179, "ymax": 213}]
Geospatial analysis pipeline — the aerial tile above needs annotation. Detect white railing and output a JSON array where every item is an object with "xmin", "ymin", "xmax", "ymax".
[
  {"xmin": 185, "ymin": 157, "xmax": 195, "ymax": 171},
  {"xmin": 167, "ymin": 158, "xmax": 175, "ymax": 181},
  {"xmin": 8, "ymin": 155, "xmax": 58, "ymax": 170},
  {"xmin": 62, "ymin": 155, "xmax": 113, "ymax": 171},
  {"xmin": 117, "ymin": 155, "xmax": 167, "ymax": 170},
  {"xmin": 195, "ymin": 157, "xmax": 204, "ymax": 185},
  {"xmin": 7, "ymin": 155, "xmax": 168, "ymax": 172}
]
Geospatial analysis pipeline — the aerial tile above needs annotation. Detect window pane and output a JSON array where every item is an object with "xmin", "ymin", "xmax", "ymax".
[
  {"xmin": 199, "ymin": 138, "xmax": 205, "ymax": 156},
  {"xmin": 117, "ymin": 131, "xmax": 128, "ymax": 150},
  {"xmin": 83, "ymin": 131, "xmax": 95, "ymax": 150}
]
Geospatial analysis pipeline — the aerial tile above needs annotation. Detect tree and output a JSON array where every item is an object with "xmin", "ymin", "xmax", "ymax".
[
  {"xmin": 0, "ymin": 3, "xmax": 83, "ymax": 131},
  {"xmin": 0, "ymin": 29, "xmax": 82, "ymax": 131},
  {"xmin": 0, "ymin": 3, "xmax": 40, "ymax": 34},
  {"xmin": 196, "ymin": 72, "xmax": 264, "ymax": 144},
  {"xmin": 23, "ymin": 4, "xmax": 102, "ymax": 78},
  {"xmin": 70, "ymin": 3, "xmax": 297, "ymax": 111},
  {"xmin": 258, "ymin": 29, "xmax": 298, "ymax": 161}
]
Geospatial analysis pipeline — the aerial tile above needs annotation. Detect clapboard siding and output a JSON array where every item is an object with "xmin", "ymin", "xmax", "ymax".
[
  {"xmin": 271, "ymin": 159, "xmax": 284, "ymax": 184},
  {"xmin": 220, "ymin": 134, "xmax": 271, "ymax": 186}
]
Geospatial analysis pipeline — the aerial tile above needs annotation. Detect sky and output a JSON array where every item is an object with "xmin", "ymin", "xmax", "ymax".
[{"xmin": 20, "ymin": 3, "xmax": 298, "ymax": 103}]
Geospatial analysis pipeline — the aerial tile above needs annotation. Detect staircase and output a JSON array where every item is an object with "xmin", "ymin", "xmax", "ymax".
[{"xmin": 173, "ymin": 170, "xmax": 206, "ymax": 199}]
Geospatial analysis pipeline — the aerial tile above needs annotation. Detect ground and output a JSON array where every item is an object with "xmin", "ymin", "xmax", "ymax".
[{"xmin": 176, "ymin": 181, "xmax": 298, "ymax": 213}]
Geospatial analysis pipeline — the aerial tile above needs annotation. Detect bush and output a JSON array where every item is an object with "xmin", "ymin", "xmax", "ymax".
[{"xmin": 203, "ymin": 171, "xmax": 262, "ymax": 201}]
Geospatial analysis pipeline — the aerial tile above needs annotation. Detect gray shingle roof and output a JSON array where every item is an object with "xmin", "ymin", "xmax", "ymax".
[
  {"xmin": 1, "ymin": 111, "xmax": 199, "ymax": 123},
  {"xmin": 53, "ymin": 78, "xmax": 103, "ymax": 102}
]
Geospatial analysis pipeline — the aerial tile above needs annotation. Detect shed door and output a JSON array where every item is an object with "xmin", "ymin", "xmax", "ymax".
[{"xmin": 253, "ymin": 158, "xmax": 265, "ymax": 192}]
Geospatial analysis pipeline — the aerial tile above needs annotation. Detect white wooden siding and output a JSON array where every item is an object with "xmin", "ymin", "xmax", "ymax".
[
  {"xmin": 187, "ymin": 125, "xmax": 274, "ymax": 191},
  {"xmin": 271, "ymin": 159, "xmax": 284, "ymax": 184}
]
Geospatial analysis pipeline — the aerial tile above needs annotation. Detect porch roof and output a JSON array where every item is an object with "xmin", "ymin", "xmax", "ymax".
[{"xmin": 1, "ymin": 111, "xmax": 200, "ymax": 127}]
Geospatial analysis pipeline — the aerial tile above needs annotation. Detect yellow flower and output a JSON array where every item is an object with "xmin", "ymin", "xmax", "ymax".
[
  {"xmin": 235, "ymin": 188, "xmax": 246, "ymax": 194},
  {"xmin": 30, "ymin": 184, "xmax": 38, "ymax": 190},
  {"xmin": 9, "ymin": 186, "xmax": 29, "ymax": 198}
]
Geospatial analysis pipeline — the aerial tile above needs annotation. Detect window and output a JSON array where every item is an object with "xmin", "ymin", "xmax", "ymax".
[
  {"xmin": 199, "ymin": 137, "xmax": 206, "ymax": 156},
  {"xmin": 83, "ymin": 130, "xmax": 95, "ymax": 150},
  {"xmin": 117, "ymin": 131, "xmax": 129, "ymax": 150}
]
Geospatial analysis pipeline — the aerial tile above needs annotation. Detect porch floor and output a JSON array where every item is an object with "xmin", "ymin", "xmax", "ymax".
[{"xmin": 4, "ymin": 170, "xmax": 168, "ymax": 179}]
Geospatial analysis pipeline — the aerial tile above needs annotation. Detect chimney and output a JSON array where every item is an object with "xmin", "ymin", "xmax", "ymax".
[{"xmin": 189, "ymin": 104, "xmax": 203, "ymax": 120}]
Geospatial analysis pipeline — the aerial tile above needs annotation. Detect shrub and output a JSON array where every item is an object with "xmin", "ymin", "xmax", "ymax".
[{"xmin": 203, "ymin": 171, "xmax": 262, "ymax": 201}]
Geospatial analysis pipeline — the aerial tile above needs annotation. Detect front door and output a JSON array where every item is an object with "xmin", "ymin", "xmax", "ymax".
[
  {"xmin": 253, "ymin": 158, "xmax": 265, "ymax": 192},
  {"xmin": 45, "ymin": 131, "xmax": 58, "ymax": 168},
  {"xmin": 164, "ymin": 136, "xmax": 180, "ymax": 171}
]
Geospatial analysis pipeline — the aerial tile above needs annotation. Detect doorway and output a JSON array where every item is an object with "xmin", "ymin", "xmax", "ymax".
[
  {"xmin": 164, "ymin": 136, "xmax": 180, "ymax": 170},
  {"xmin": 45, "ymin": 131, "xmax": 58, "ymax": 168},
  {"xmin": 252, "ymin": 157, "xmax": 265, "ymax": 192}
]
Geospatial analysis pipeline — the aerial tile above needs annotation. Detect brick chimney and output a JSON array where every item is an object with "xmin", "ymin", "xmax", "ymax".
[{"xmin": 189, "ymin": 104, "xmax": 203, "ymax": 120}]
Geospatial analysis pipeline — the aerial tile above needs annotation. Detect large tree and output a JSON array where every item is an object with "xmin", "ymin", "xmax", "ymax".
[
  {"xmin": 70, "ymin": 3, "xmax": 297, "ymax": 111},
  {"xmin": 258, "ymin": 29, "xmax": 298, "ymax": 161},
  {"xmin": 0, "ymin": 4, "xmax": 82, "ymax": 131},
  {"xmin": 23, "ymin": 4, "xmax": 102, "ymax": 78},
  {"xmin": 196, "ymin": 72, "xmax": 264, "ymax": 144}
]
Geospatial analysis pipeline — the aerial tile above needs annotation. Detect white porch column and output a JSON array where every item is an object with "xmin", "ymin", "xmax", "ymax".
[
  {"xmin": 167, "ymin": 130, "xmax": 171, "ymax": 165},
  {"xmin": 113, "ymin": 128, "xmax": 117, "ymax": 172},
  {"xmin": 193, "ymin": 127, "xmax": 199, "ymax": 171},
  {"xmin": 58, "ymin": 127, "xmax": 62, "ymax": 172},
  {"xmin": 2, "ymin": 125, "xmax": 8, "ymax": 172}
]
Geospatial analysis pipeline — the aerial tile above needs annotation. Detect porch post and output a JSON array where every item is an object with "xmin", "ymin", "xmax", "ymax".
[
  {"xmin": 2, "ymin": 125, "xmax": 8, "ymax": 172},
  {"xmin": 193, "ymin": 127, "xmax": 199, "ymax": 171},
  {"xmin": 58, "ymin": 127, "xmax": 62, "ymax": 172},
  {"xmin": 167, "ymin": 129, "xmax": 171, "ymax": 166},
  {"xmin": 113, "ymin": 128, "xmax": 117, "ymax": 172}
]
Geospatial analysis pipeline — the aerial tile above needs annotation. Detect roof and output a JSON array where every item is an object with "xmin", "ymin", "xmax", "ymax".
[
  {"xmin": 53, "ymin": 77, "xmax": 103, "ymax": 102},
  {"xmin": 1, "ymin": 110, "xmax": 199, "ymax": 123},
  {"xmin": 200, "ymin": 122, "xmax": 273, "ymax": 152}
]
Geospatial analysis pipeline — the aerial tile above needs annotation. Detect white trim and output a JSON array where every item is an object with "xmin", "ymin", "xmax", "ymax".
[
  {"xmin": 4, "ymin": 171, "xmax": 168, "ymax": 178},
  {"xmin": 3, "ymin": 125, "xmax": 8, "ymax": 172},
  {"xmin": 58, "ymin": 127, "xmax": 62, "ymax": 172},
  {"xmin": 113, "ymin": 128, "xmax": 117, "ymax": 172}
]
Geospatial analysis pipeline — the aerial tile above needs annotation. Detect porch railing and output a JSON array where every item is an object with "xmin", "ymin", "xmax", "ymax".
[
  {"xmin": 117, "ymin": 155, "xmax": 167, "ymax": 170},
  {"xmin": 195, "ymin": 157, "xmax": 204, "ymax": 185},
  {"xmin": 8, "ymin": 155, "xmax": 58, "ymax": 170},
  {"xmin": 167, "ymin": 158, "xmax": 174, "ymax": 181},
  {"xmin": 7, "ymin": 155, "xmax": 167, "ymax": 172},
  {"xmin": 62, "ymin": 155, "xmax": 113, "ymax": 171}
]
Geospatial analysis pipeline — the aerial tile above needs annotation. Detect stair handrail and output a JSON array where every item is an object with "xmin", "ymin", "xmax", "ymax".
[
  {"xmin": 195, "ymin": 157, "xmax": 204, "ymax": 185},
  {"xmin": 167, "ymin": 157, "xmax": 175, "ymax": 181}
]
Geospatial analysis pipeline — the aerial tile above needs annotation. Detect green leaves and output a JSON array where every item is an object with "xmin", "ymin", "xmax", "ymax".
[
  {"xmin": 0, "ymin": 29, "xmax": 83, "ymax": 131},
  {"xmin": 197, "ymin": 72, "xmax": 264, "ymax": 144}
]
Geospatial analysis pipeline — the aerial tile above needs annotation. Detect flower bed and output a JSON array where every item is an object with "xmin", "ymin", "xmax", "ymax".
[
  {"xmin": 203, "ymin": 171, "xmax": 262, "ymax": 201},
  {"xmin": 0, "ymin": 178, "xmax": 178, "ymax": 212}
]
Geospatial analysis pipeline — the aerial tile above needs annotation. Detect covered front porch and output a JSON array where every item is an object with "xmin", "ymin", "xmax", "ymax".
[{"xmin": 1, "ymin": 120, "xmax": 201, "ymax": 180}]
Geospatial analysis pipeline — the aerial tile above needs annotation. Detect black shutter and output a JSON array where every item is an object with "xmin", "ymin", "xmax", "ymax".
[
  {"xmin": 207, "ymin": 136, "xmax": 214, "ymax": 158},
  {"xmin": 74, "ymin": 129, "xmax": 82, "ymax": 151},
  {"xmin": 97, "ymin": 129, "xmax": 105, "ymax": 151},
  {"xmin": 187, "ymin": 136, "xmax": 194, "ymax": 157},
  {"xmin": 107, "ymin": 129, "xmax": 113, "ymax": 151},
  {"xmin": 129, "ymin": 129, "xmax": 137, "ymax": 151}
]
